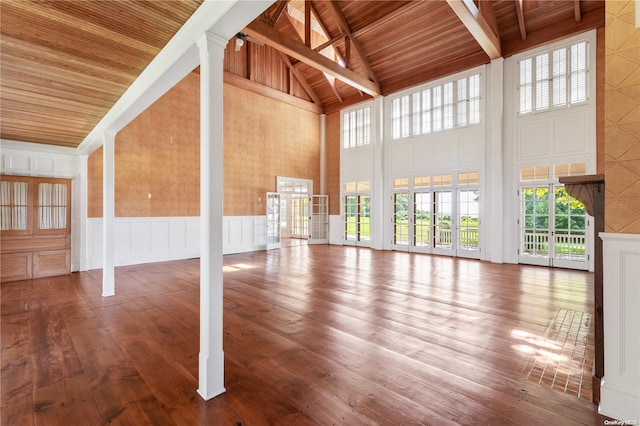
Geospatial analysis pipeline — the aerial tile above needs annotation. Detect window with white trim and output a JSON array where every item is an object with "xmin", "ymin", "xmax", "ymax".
[
  {"xmin": 342, "ymin": 106, "xmax": 371, "ymax": 149},
  {"xmin": 518, "ymin": 40, "xmax": 588, "ymax": 114},
  {"xmin": 391, "ymin": 73, "xmax": 481, "ymax": 139}
]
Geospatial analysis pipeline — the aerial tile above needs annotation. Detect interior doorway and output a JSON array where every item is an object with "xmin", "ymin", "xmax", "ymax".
[{"xmin": 276, "ymin": 176, "xmax": 312, "ymax": 247}]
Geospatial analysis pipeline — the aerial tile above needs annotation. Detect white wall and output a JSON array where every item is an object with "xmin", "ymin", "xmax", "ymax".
[
  {"xmin": 502, "ymin": 30, "xmax": 597, "ymax": 267},
  {"xmin": 599, "ymin": 233, "xmax": 640, "ymax": 422},
  {"xmin": 85, "ymin": 215, "xmax": 266, "ymax": 269}
]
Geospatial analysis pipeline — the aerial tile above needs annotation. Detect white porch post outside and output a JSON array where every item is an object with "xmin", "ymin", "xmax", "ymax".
[
  {"xmin": 196, "ymin": 31, "xmax": 227, "ymax": 401},
  {"xmin": 102, "ymin": 131, "xmax": 116, "ymax": 297}
]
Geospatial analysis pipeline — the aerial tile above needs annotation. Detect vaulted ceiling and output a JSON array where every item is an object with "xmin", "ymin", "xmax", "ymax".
[{"xmin": 0, "ymin": 0, "xmax": 604, "ymax": 149}]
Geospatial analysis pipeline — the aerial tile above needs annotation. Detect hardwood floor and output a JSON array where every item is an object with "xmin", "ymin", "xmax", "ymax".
[{"xmin": 1, "ymin": 245, "xmax": 608, "ymax": 425}]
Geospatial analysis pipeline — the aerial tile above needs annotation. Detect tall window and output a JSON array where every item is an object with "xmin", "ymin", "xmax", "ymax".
[
  {"xmin": 343, "ymin": 106, "xmax": 371, "ymax": 149},
  {"xmin": 518, "ymin": 40, "xmax": 589, "ymax": 114},
  {"xmin": 391, "ymin": 73, "xmax": 481, "ymax": 139}
]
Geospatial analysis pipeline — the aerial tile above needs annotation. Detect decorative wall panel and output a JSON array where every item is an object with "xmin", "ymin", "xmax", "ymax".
[
  {"xmin": 85, "ymin": 215, "xmax": 266, "ymax": 269},
  {"xmin": 604, "ymin": 1, "xmax": 640, "ymax": 233},
  {"xmin": 600, "ymin": 232, "xmax": 640, "ymax": 421}
]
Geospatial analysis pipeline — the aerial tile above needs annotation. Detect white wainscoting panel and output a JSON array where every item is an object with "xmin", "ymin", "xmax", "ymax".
[
  {"xmin": 599, "ymin": 233, "xmax": 640, "ymax": 422},
  {"xmin": 329, "ymin": 215, "xmax": 343, "ymax": 245},
  {"xmin": 85, "ymin": 216, "xmax": 267, "ymax": 269},
  {"xmin": 0, "ymin": 142, "xmax": 78, "ymax": 178}
]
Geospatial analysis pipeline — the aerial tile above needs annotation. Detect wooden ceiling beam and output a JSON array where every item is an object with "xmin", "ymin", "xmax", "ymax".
[
  {"xmin": 574, "ymin": 0, "xmax": 582, "ymax": 22},
  {"xmin": 269, "ymin": 0, "xmax": 289, "ymax": 26},
  {"xmin": 304, "ymin": 0, "xmax": 311, "ymax": 47},
  {"xmin": 313, "ymin": 33, "xmax": 347, "ymax": 53},
  {"xmin": 515, "ymin": 0, "xmax": 527, "ymax": 41},
  {"xmin": 244, "ymin": 19, "xmax": 380, "ymax": 97},
  {"xmin": 446, "ymin": 0, "xmax": 502, "ymax": 59},
  {"xmin": 321, "ymin": 0, "xmax": 379, "ymax": 85},
  {"xmin": 307, "ymin": 2, "xmax": 348, "ymax": 67},
  {"xmin": 277, "ymin": 51, "xmax": 322, "ymax": 105}
]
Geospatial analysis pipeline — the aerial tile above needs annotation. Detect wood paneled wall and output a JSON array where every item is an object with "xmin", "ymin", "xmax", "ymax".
[
  {"xmin": 604, "ymin": 0, "xmax": 640, "ymax": 233},
  {"xmin": 88, "ymin": 71, "xmax": 321, "ymax": 218},
  {"xmin": 325, "ymin": 111, "xmax": 341, "ymax": 215}
]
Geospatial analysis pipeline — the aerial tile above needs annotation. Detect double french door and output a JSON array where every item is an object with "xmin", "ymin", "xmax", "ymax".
[
  {"xmin": 393, "ymin": 189, "xmax": 480, "ymax": 258},
  {"xmin": 519, "ymin": 185, "xmax": 589, "ymax": 270},
  {"xmin": 344, "ymin": 194, "xmax": 370, "ymax": 246}
]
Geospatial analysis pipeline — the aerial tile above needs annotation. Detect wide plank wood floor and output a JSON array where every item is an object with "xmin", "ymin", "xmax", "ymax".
[{"xmin": 1, "ymin": 245, "xmax": 608, "ymax": 425}]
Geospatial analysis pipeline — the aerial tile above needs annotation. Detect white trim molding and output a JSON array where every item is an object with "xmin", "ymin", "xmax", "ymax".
[{"xmin": 599, "ymin": 232, "xmax": 640, "ymax": 422}]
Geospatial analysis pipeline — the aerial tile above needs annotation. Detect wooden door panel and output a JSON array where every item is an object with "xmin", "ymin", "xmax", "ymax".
[
  {"xmin": 1, "ymin": 252, "xmax": 33, "ymax": 282},
  {"xmin": 33, "ymin": 250, "xmax": 70, "ymax": 279}
]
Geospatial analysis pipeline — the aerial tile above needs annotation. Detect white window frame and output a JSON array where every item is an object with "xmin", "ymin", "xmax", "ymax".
[
  {"xmin": 342, "ymin": 104, "xmax": 371, "ymax": 149},
  {"xmin": 517, "ymin": 38, "xmax": 590, "ymax": 115},
  {"xmin": 388, "ymin": 68, "xmax": 483, "ymax": 140}
]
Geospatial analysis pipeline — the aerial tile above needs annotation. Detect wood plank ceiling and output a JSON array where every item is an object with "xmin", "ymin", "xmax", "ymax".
[{"xmin": 1, "ymin": 0, "xmax": 604, "ymax": 149}]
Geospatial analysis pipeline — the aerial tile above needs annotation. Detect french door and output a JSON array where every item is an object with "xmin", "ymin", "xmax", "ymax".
[
  {"xmin": 265, "ymin": 192, "xmax": 281, "ymax": 250},
  {"xmin": 309, "ymin": 195, "xmax": 329, "ymax": 244},
  {"xmin": 519, "ymin": 185, "xmax": 589, "ymax": 270},
  {"xmin": 344, "ymin": 194, "xmax": 370, "ymax": 246},
  {"xmin": 392, "ymin": 189, "xmax": 479, "ymax": 258}
]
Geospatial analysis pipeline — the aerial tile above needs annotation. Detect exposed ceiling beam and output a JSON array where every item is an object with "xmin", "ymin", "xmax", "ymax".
[
  {"xmin": 313, "ymin": 33, "xmax": 347, "ymax": 53},
  {"xmin": 479, "ymin": 1, "xmax": 499, "ymax": 39},
  {"xmin": 269, "ymin": 0, "xmax": 288, "ymax": 26},
  {"xmin": 446, "ymin": 0, "xmax": 502, "ymax": 59},
  {"xmin": 322, "ymin": 0, "xmax": 379, "ymax": 85},
  {"xmin": 244, "ymin": 19, "xmax": 380, "ymax": 97},
  {"xmin": 515, "ymin": 0, "xmax": 527, "ymax": 41},
  {"xmin": 304, "ymin": 0, "xmax": 311, "ymax": 47},
  {"xmin": 277, "ymin": 51, "xmax": 322, "ymax": 105},
  {"xmin": 307, "ymin": 2, "xmax": 348, "ymax": 67},
  {"xmin": 574, "ymin": 0, "xmax": 582, "ymax": 22}
]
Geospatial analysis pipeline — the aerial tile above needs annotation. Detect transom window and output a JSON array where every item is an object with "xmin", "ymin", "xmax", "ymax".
[
  {"xmin": 342, "ymin": 106, "xmax": 371, "ymax": 149},
  {"xmin": 391, "ymin": 73, "xmax": 481, "ymax": 139},
  {"xmin": 518, "ymin": 40, "xmax": 588, "ymax": 114}
]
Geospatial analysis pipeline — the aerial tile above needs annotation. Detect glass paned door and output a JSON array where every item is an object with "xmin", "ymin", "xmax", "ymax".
[
  {"xmin": 309, "ymin": 195, "xmax": 329, "ymax": 244},
  {"xmin": 393, "ymin": 193, "xmax": 409, "ymax": 247},
  {"xmin": 290, "ymin": 195, "xmax": 309, "ymax": 238},
  {"xmin": 344, "ymin": 195, "xmax": 370, "ymax": 246},
  {"xmin": 413, "ymin": 192, "xmax": 431, "ymax": 251},
  {"xmin": 552, "ymin": 186, "xmax": 587, "ymax": 269},
  {"xmin": 519, "ymin": 185, "xmax": 588, "ymax": 270},
  {"xmin": 433, "ymin": 191, "xmax": 454, "ymax": 254},
  {"xmin": 358, "ymin": 195, "xmax": 371, "ymax": 243},
  {"xmin": 520, "ymin": 186, "xmax": 550, "ymax": 263},
  {"xmin": 458, "ymin": 189, "xmax": 480, "ymax": 257},
  {"xmin": 266, "ymin": 192, "xmax": 281, "ymax": 250}
]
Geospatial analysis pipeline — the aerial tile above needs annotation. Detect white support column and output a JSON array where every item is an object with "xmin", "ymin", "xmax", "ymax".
[
  {"xmin": 196, "ymin": 31, "xmax": 227, "ymax": 401},
  {"xmin": 320, "ymin": 114, "xmax": 326, "ymax": 195},
  {"xmin": 102, "ymin": 132, "xmax": 116, "ymax": 296},
  {"xmin": 486, "ymin": 58, "xmax": 504, "ymax": 263},
  {"xmin": 371, "ymin": 96, "xmax": 385, "ymax": 250},
  {"xmin": 76, "ymin": 154, "xmax": 89, "ymax": 271}
]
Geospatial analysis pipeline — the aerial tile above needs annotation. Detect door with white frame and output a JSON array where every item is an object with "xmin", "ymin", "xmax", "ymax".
[
  {"xmin": 517, "ymin": 163, "xmax": 590, "ymax": 270},
  {"xmin": 343, "ymin": 181, "xmax": 371, "ymax": 246},
  {"xmin": 391, "ymin": 173, "xmax": 480, "ymax": 258},
  {"xmin": 309, "ymin": 195, "xmax": 329, "ymax": 244},
  {"xmin": 277, "ymin": 176, "xmax": 312, "ymax": 241},
  {"xmin": 266, "ymin": 192, "xmax": 281, "ymax": 250}
]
